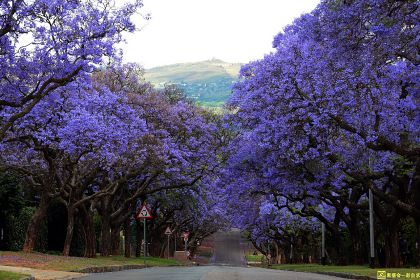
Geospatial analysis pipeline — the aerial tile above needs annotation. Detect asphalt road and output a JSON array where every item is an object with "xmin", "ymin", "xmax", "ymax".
[
  {"xmin": 211, "ymin": 230, "xmax": 246, "ymax": 266},
  {"xmin": 82, "ymin": 231, "xmax": 346, "ymax": 280},
  {"xmin": 81, "ymin": 266, "xmax": 345, "ymax": 280}
]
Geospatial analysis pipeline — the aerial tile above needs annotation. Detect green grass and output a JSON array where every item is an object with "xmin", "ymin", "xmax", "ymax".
[
  {"xmin": 0, "ymin": 251, "xmax": 179, "ymax": 272},
  {"xmin": 246, "ymin": 254, "xmax": 264, "ymax": 262},
  {"xmin": 271, "ymin": 264, "xmax": 420, "ymax": 278},
  {"xmin": 0, "ymin": 271, "xmax": 29, "ymax": 280}
]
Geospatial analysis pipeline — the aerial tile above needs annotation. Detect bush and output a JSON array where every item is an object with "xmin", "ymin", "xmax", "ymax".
[{"xmin": 4, "ymin": 206, "xmax": 48, "ymax": 252}]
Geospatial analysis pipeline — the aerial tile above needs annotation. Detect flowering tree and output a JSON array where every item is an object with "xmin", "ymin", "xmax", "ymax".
[
  {"xmin": 0, "ymin": 0, "xmax": 144, "ymax": 141},
  {"xmin": 225, "ymin": 0, "xmax": 419, "ymax": 267}
]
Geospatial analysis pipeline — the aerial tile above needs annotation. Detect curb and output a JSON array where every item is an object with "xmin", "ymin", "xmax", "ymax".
[
  {"xmin": 20, "ymin": 277, "xmax": 35, "ymax": 280},
  {"xmin": 73, "ymin": 264, "xmax": 146, "ymax": 273},
  {"xmin": 270, "ymin": 268, "xmax": 376, "ymax": 280},
  {"xmin": 313, "ymin": 271, "xmax": 375, "ymax": 280}
]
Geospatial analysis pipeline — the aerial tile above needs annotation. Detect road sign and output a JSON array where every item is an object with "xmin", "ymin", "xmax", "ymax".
[
  {"xmin": 182, "ymin": 232, "xmax": 189, "ymax": 239},
  {"xmin": 165, "ymin": 227, "xmax": 172, "ymax": 235},
  {"xmin": 137, "ymin": 204, "xmax": 152, "ymax": 219}
]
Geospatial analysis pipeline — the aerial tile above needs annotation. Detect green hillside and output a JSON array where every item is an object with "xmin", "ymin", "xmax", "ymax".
[{"xmin": 144, "ymin": 59, "xmax": 242, "ymax": 107}]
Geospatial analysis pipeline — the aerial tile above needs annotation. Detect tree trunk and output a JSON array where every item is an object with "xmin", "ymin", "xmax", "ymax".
[
  {"xmin": 385, "ymin": 227, "xmax": 400, "ymax": 267},
  {"xmin": 416, "ymin": 221, "xmax": 420, "ymax": 266},
  {"xmin": 332, "ymin": 228, "xmax": 347, "ymax": 265},
  {"xmin": 101, "ymin": 215, "xmax": 111, "ymax": 256},
  {"xmin": 124, "ymin": 219, "xmax": 131, "ymax": 258},
  {"xmin": 62, "ymin": 206, "xmax": 76, "ymax": 256},
  {"xmin": 111, "ymin": 226, "xmax": 121, "ymax": 255},
  {"xmin": 349, "ymin": 227, "xmax": 365, "ymax": 265},
  {"xmin": 348, "ymin": 205, "xmax": 365, "ymax": 265},
  {"xmin": 274, "ymin": 242, "xmax": 279, "ymax": 264},
  {"xmin": 23, "ymin": 195, "xmax": 51, "ymax": 253},
  {"xmin": 80, "ymin": 205, "xmax": 96, "ymax": 258}
]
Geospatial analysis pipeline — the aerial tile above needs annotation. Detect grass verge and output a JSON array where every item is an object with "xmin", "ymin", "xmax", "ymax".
[
  {"xmin": 0, "ymin": 251, "xmax": 179, "ymax": 272},
  {"xmin": 0, "ymin": 270, "xmax": 29, "ymax": 280},
  {"xmin": 246, "ymin": 254, "xmax": 263, "ymax": 262},
  {"xmin": 272, "ymin": 264, "xmax": 420, "ymax": 278}
]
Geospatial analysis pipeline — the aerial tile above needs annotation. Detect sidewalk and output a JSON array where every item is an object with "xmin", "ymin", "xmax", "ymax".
[{"xmin": 0, "ymin": 265, "xmax": 86, "ymax": 280}]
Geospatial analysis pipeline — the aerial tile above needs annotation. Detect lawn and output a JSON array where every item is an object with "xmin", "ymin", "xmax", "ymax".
[
  {"xmin": 0, "ymin": 251, "xmax": 179, "ymax": 272},
  {"xmin": 0, "ymin": 270, "xmax": 29, "ymax": 280},
  {"xmin": 272, "ymin": 264, "xmax": 420, "ymax": 278},
  {"xmin": 246, "ymin": 254, "xmax": 264, "ymax": 262}
]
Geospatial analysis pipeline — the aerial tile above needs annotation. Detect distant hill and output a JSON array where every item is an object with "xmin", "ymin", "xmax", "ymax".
[{"xmin": 144, "ymin": 59, "xmax": 242, "ymax": 107}]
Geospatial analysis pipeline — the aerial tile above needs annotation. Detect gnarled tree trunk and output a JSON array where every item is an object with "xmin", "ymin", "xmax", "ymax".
[
  {"xmin": 62, "ymin": 206, "xmax": 76, "ymax": 256},
  {"xmin": 80, "ymin": 205, "xmax": 96, "ymax": 258},
  {"xmin": 101, "ymin": 214, "xmax": 112, "ymax": 256},
  {"xmin": 23, "ymin": 195, "xmax": 51, "ymax": 253},
  {"xmin": 385, "ymin": 226, "xmax": 401, "ymax": 267},
  {"xmin": 111, "ymin": 226, "xmax": 121, "ymax": 255},
  {"xmin": 349, "ymin": 226, "xmax": 365, "ymax": 265}
]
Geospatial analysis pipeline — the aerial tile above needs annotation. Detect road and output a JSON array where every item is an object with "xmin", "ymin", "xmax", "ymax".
[
  {"xmin": 82, "ymin": 230, "xmax": 346, "ymax": 280},
  {"xmin": 210, "ymin": 229, "xmax": 245, "ymax": 266},
  {"xmin": 81, "ymin": 266, "xmax": 346, "ymax": 280}
]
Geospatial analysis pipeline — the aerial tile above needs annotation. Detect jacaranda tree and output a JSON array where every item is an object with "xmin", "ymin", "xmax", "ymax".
[
  {"xmin": 0, "ymin": 0, "xmax": 144, "ymax": 141},
  {"xmin": 225, "ymin": 0, "xmax": 419, "ymax": 267}
]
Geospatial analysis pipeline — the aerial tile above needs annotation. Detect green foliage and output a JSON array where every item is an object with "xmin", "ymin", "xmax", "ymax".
[
  {"xmin": 0, "ymin": 172, "xmax": 25, "ymax": 218},
  {"xmin": 401, "ymin": 218, "xmax": 419, "ymax": 266},
  {"xmin": 4, "ymin": 206, "xmax": 48, "ymax": 252},
  {"xmin": 161, "ymin": 84, "xmax": 190, "ymax": 104}
]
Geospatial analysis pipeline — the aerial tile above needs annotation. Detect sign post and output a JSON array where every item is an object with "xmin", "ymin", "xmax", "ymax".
[
  {"xmin": 136, "ymin": 203, "xmax": 152, "ymax": 266},
  {"xmin": 165, "ymin": 227, "xmax": 172, "ymax": 259},
  {"xmin": 144, "ymin": 219, "xmax": 146, "ymax": 262}
]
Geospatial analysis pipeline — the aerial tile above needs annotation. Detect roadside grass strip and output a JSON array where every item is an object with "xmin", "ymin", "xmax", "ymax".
[
  {"xmin": 272, "ymin": 264, "xmax": 420, "ymax": 279},
  {"xmin": 0, "ymin": 270, "xmax": 29, "ymax": 280},
  {"xmin": 245, "ymin": 254, "xmax": 264, "ymax": 262},
  {"xmin": 0, "ymin": 251, "xmax": 179, "ymax": 272}
]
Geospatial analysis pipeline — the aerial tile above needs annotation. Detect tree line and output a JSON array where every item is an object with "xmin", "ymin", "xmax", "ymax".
[
  {"xmin": 0, "ymin": 0, "xmax": 228, "ymax": 258},
  {"xmin": 221, "ymin": 0, "xmax": 419, "ymax": 268}
]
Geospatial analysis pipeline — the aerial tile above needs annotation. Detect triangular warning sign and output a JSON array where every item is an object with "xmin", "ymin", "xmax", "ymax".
[
  {"xmin": 165, "ymin": 227, "xmax": 172, "ymax": 235},
  {"xmin": 137, "ymin": 204, "xmax": 152, "ymax": 219}
]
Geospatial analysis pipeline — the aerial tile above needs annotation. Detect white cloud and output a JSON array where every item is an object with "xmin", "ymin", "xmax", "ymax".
[{"xmin": 122, "ymin": 0, "xmax": 320, "ymax": 68}]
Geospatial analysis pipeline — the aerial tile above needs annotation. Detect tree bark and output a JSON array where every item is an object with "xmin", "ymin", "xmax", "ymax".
[
  {"xmin": 111, "ymin": 226, "xmax": 121, "ymax": 255},
  {"xmin": 62, "ymin": 206, "xmax": 75, "ymax": 256},
  {"xmin": 80, "ymin": 205, "xmax": 96, "ymax": 258},
  {"xmin": 330, "ymin": 227, "xmax": 347, "ymax": 265},
  {"xmin": 124, "ymin": 219, "xmax": 131, "ymax": 258},
  {"xmin": 349, "ymin": 226, "xmax": 365, "ymax": 265},
  {"xmin": 385, "ymin": 226, "xmax": 401, "ymax": 267},
  {"xmin": 23, "ymin": 195, "xmax": 51, "ymax": 253},
  {"xmin": 101, "ymin": 214, "xmax": 111, "ymax": 256}
]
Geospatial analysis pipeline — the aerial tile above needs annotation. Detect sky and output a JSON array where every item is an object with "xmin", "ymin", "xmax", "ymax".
[{"xmin": 122, "ymin": 0, "xmax": 320, "ymax": 69}]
